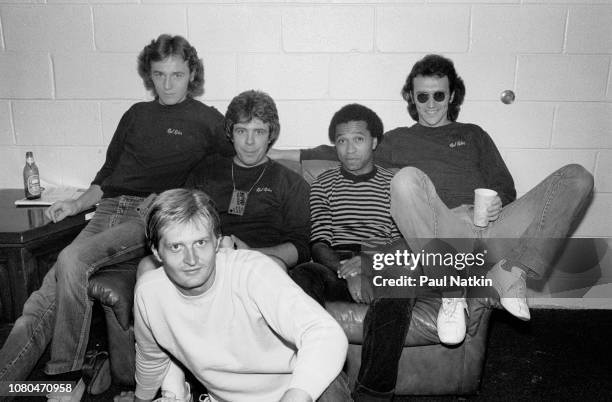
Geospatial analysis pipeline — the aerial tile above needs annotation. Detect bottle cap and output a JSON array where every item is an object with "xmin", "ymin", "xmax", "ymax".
[{"xmin": 26, "ymin": 151, "xmax": 33, "ymax": 158}]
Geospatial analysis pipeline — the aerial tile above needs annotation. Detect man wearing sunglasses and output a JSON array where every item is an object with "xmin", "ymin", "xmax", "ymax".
[{"xmin": 270, "ymin": 54, "xmax": 593, "ymax": 348}]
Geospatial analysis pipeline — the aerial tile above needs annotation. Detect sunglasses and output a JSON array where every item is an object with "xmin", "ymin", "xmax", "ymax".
[{"xmin": 415, "ymin": 91, "xmax": 448, "ymax": 104}]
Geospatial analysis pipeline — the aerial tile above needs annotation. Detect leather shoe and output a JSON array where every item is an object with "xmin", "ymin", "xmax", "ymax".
[
  {"xmin": 487, "ymin": 260, "xmax": 530, "ymax": 321},
  {"xmin": 82, "ymin": 349, "xmax": 111, "ymax": 395}
]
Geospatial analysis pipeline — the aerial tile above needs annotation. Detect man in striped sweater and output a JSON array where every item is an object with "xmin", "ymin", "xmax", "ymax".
[{"xmin": 290, "ymin": 104, "xmax": 422, "ymax": 402}]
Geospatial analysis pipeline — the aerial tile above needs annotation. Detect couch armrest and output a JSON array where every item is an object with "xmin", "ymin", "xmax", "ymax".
[{"xmin": 88, "ymin": 259, "xmax": 138, "ymax": 331}]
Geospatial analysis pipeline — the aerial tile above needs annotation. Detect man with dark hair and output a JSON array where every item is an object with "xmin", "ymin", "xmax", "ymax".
[
  {"xmin": 290, "ymin": 103, "xmax": 421, "ymax": 401},
  {"xmin": 271, "ymin": 54, "xmax": 594, "ymax": 347},
  {"xmin": 130, "ymin": 188, "xmax": 349, "ymax": 402},
  {"xmin": 0, "ymin": 34, "xmax": 231, "ymax": 401},
  {"xmin": 137, "ymin": 89, "xmax": 310, "ymax": 275}
]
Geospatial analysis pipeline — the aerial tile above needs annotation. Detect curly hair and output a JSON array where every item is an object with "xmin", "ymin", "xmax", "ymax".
[
  {"xmin": 145, "ymin": 188, "xmax": 221, "ymax": 250},
  {"xmin": 224, "ymin": 90, "xmax": 280, "ymax": 150},
  {"xmin": 401, "ymin": 54, "xmax": 466, "ymax": 122},
  {"xmin": 328, "ymin": 104, "xmax": 384, "ymax": 146},
  {"xmin": 137, "ymin": 34, "xmax": 204, "ymax": 98}
]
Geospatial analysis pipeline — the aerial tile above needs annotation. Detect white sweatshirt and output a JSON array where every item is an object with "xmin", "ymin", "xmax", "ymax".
[{"xmin": 134, "ymin": 248, "xmax": 348, "ymax": 402}]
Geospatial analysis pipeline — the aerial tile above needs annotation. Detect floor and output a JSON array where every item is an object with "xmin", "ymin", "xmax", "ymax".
[{"xmin": 2, "ymin": 308, "xmax": 611, "ymax": 401}]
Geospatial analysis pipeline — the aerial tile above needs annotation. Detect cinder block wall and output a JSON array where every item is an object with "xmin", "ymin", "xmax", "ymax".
[{"xmin": 0, "ymin": 1, "xmax": 610, "ymax": 241}]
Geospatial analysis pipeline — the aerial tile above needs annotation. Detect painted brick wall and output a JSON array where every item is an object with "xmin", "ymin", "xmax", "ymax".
[{"xmin": 0, "ymin": 1, "xmax": 610, "ymax": 244}]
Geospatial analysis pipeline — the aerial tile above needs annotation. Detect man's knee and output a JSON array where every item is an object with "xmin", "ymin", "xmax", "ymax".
[
  {"xmin": 391, "ymin": 167, "xmax": 429, "ymax": 197},
  {"xmin": 54, "ymin": 243, "xmax": 86, "ymax": 281},
  {"xmin": 560, "ymin": 164, "xmax": 594, "ymax": 195}
]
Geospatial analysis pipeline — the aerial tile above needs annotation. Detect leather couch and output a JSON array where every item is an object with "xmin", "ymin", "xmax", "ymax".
[{"xmin": 88, "ymin": 159, "xmax": 496, "ymax": 395}]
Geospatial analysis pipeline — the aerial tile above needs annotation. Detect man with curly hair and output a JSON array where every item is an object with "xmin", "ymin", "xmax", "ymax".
[{"xmin": 0, "ymin": 34, "xmax": 231, "ymax": 401}]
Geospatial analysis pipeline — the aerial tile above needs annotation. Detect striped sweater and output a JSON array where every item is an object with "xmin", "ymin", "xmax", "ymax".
[{"xmin": 309, "ymin": 165, "xmax": 401, "ymax": 249}]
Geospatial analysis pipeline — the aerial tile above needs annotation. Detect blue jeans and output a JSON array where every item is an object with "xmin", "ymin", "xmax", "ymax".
[
  {"xmin": 0, "ymin": 196, "xmax": 146, "ymax": 391},
  {"xmin": 290, "ymin": 263, "xmax": 415, "ymax": 401},
  {"xmin": 390, "ymin": 164, "xmax": 594, "ymax": 278}
]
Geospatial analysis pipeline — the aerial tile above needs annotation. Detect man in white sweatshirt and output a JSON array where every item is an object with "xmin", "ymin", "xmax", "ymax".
[{"xmin": 131, "ymin": 188, "xmax": 349, "ymax": 402}]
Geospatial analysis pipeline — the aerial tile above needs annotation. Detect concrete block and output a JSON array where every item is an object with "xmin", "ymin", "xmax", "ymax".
[
  {"xmin": 331, "ymin": 0, "xmax": 422, "ymax": 3},
  {"xmin": 517, "ymin": 55, "xmax": 609, "ymax": 101},
  {"xmin": 471, "ymin": 5, "xmax": 565, "ymax": 53},
  {"xmin": 275, "ymin": 99, "xmax": 410, "ymax": 149},
  {"xmin": 282, "ymin": 6, "xmax": 373, "ymax": 52},
  {"xmin": 0, "ymin": 146, "xmax": 63, "ymax": 189},
  {"xmin": 237, "ymin": 54, "xmax": 329, "ymax": 100},
  {"xmin": 608, "ymin": 64, "xmax": 612, "ymax": 101},
  {"xmin": 0, "ymin": 53, "xmax": 53, "ymax": 99},
  {"xmin": 450, "ymin": 54, "xmax": 516, "ymax": 101},
  {"xmin": 13, "ymin": 101, "xmax": 102, "ymax": 146},
  {"xmin": 524, "ymin": 0, "xmax": 610, "ymax": 4},
  {"xmin": 573, "ymin": 193, "xmax": 612, "ymax": 238},
  {"xmin": 595, "ymin": 151, "xmax": 612, "ymax": 193},
  {"xmin": 58, "ymin": 146, "xmax": 106, "ymax": 187},
  {"xmin": 93, "ymin": 5, "xmax": 187, "ymax": 52},
  {"xmin": 504, "ymin": 149, "xmax": 596, "ymax": 194},
  {"xmin": 362, "ymin": 100, "xmax": 412, "ymax": 134},
  {"xmin": 1, "ymin": 5, "xmax": 93, "ymax": 52},
  {"xmin": 100, "ymin": 101, "xmax": 136, "ymax": 146},
  {"xmin": 329, "ymin": 54, "xmax": 423, "ymax": 100},
  {"xmin": 460, "ymin": 101, "xmax": 554, "ymax": 149},
  {"xmin": 49, "ymin": 0, "xmax": 137, "ymax": 3},
  {"xmin": 189, "ymin": 6, "xmax": 281, "ymax": 53},
  {"xmin": 275, "ymin": 101, "xmax": 335, "ymax": 148},
  {"xmin": 0, "ymin": 17, "xmax": 4, "ymax": 50},
  {"xmin": 54, "ymin": 53, "xmax": 149, "ymax": 99},
  {"xmin": 142, "ymin": 0, "xmax": 232, "ymax": 2},
  {"xmin": 553, "ymin": 103, "xmax": 612, "ymax": 149},
  {"xmin": 566, "ymin": 6, "xmax": 612, "ymax": 54},
  {"xmin": 429, "ymin": 0, "xmax": 518, "ymax": 2},
  {"xmin": 376, "ymin": 6, "xmax": 470, "ymax": 52},
  {"xmin": 0, "ymin": 102, "xmax": 12, "ymax": 145},
  {"xmin": 199, "ymin": 53, "xmax": 237, "ymax": 101},
  {"xmin": 0, "ymin": 147, "xmax": 27, "ymax": 189}
]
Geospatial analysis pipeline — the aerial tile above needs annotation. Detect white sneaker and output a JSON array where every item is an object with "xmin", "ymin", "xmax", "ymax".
[
  {"xmin": 437, "ymin": 297, "xmax": 467, "ymax": 345},
  {"xmin": 487, "ymin": 260, "xmax": 530, "ymax": 321},
  {"xmin": 47, "ymin": 378, "xmax": 85, "ymax": 402}
]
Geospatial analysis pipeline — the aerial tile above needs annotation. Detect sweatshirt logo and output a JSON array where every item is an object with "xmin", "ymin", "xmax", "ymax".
[
  {"xmin": 256, "ymin": 187, "xmax": 272, "ymax": 193},
  {"xmin": 449, "ymin": 140, "xmax": 466, "ymax": 148},
  {"xmin": 167, "ymin": 128, "xmax": 183, "ymax": 136}
]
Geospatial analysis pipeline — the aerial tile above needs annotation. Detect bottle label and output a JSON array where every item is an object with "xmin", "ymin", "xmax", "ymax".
[{"xmin": 27, "ymin": 175, "xmax": 41, "ymax": 196}]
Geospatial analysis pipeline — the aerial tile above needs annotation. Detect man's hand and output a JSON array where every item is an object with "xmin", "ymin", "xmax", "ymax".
[
  {"xmin": 347, "ymin": 275, "xmax": 373, "ymax": 304},
  {"xmin": 219, "ymin": 235, "xmax": 234, "ymax": 249},
  {"xmin": 486, "ymin": 195, "xmax": 502, "ymax": 222},
  {"xmin": 45, "ymin": 199, "xmax": 80, "ymax": 223},
  {"xmin": 279, "ymin": 388, "xmax": 313, "ymax": 402},
  {"xmin": 337, "ymin": 255, "xmax": 362, "ymax": 279}
]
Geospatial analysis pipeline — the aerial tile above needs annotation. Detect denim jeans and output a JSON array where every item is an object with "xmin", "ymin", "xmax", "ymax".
[
  {"xmin": 0, "ymin": 196, "xmax": 146, "ymax": 392},
  {"xmin": 290, "ymin": 263, "xmax": 414, "ymax": 401},
  {"xmin": 390, "ymin": 164, "xmax": 593, "ymax": 279}
]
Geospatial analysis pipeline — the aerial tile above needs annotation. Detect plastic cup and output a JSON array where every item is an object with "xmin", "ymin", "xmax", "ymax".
[{"xmin": 473, "ymin": 188, "xmax": 498, "ymax": 227}]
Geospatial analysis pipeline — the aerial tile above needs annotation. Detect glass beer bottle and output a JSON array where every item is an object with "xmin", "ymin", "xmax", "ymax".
[{"xmin": 23, "ymin": 151, "xmax": 41, "ymax": 199}]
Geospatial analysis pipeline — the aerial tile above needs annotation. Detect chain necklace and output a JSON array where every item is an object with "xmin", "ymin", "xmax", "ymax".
[{"xmin": 228, "ymin": 161, "xmax": 269, "ymax": 216}]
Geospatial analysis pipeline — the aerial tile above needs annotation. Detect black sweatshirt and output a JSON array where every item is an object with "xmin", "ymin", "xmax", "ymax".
[{"xmin": 92, "ymin": 98, "xmax": 233, "ymax": 198}]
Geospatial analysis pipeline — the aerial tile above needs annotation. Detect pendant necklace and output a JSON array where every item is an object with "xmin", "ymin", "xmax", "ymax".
[{"xmin": 228, "ymin": 162, "xmax": 268, "ymax": 216}]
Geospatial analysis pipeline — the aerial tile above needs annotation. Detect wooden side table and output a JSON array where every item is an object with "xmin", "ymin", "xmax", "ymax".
[{"xmin": 0, "ymin": 189, "xmax": 91, "ymax": 323}]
